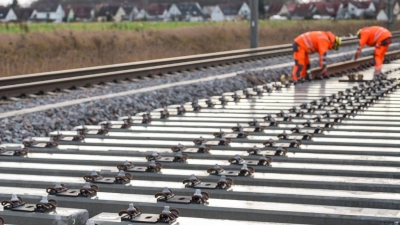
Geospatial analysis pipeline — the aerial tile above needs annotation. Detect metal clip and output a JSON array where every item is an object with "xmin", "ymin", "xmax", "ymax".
[
  {"xmin": 219, "ymin": 95, "xmax": 227, "ymax": 105},
  {"xmin": 46, "ymin": 136, "xmax": 59, "ymax": 147},
  {"xmin": 213, "ymin": 129, "xmax": 225, "ymax": 138},
  {"xmin": 218, "ymin": 136, "xmax": 231, "ymax": 146},
  {"xmin": 238, "ymin": 164, "xmax": 255, "ymax": 176},
  {"xmin": 171, "ymin": 143, "xmax": 186, "ymax": 152},
  {"xmin": 277, "ymin": 130, "xmax": 289, "ymax": 139},
  {"xmin": 1, "ymin": 194, "xmax": 25, "ymax": 209},
  {"xmin": 117, "ymin": 161, "xmax": 134, "ymax": 171},
  {"xmin": 207, "ymin": 164, "xmax": 225, "ymax": 175},
  {"xmin": 155, "ymin": 187, "xmax": 174, "ymax": 201},
  {"xmin": 290, "ymin": 138, "xmax": 302, "ymax": 147},
  {"xmin": 80, "ymin": 182, "xmax": 99, "ymax": 197},
  {"xmin": 142, "ymin": 112, "xmax": 152, "ymax": 124},
  {"xmin": 313, "ymin": 114, "xmax": 322, "ymax": 122},
  {"xmin": 147, "ymin": 160, "xmax": 163, "ymax": 172},
  {"xmin": 206, "ymin": 97, "xmax": 215, "ymax": 107},
  {"xmin": 263, "ymin": 138, "xmax": 276, "ymax": 147},
  {"xmin": 242, "ymin": 89, "xmax": 252, "ymax": 98},
  {"xmin": 228, "ymin": 154, "xmax": 244, "ymax": 164},
  {"xmin": 198, "ymin": 142, "xmax": 212, "ymax": 153},
  {"xmin": 191, "ymin": 189, "xmax": 210, "ymax": 204},
  {"xmin": 192, "ymin": 100, "xmax": 201, "ymax": 111},
  {"xmin": 275, "ymin": 146, "xmax": 288, "ymax": 156},
  {"xmin": 174, "ymin": 151, "xmax": 188, "ymax": 162},
  {"xmin": 295, "ymin": 110, "xmax": 304, "ymax": 117},
  {"xmin": 115, "ymin": 170, "xmax": 133, "ymax": 183},
  {"xmin": 22, "ymin": 137, "xmax": 37, "ymax": 147},
  {"xmin": 121, "ymin": 115, "xmax": 133, "ymax": 128},
  {"xmin": 269, "ymin": 117, "xmax": 280, "ymax": 126},
  {"xmin": 247, "ymin": 145, "xmax": 261, "ymax": 155},
  {"xmin": 35, "ymin": 196, "xmax": 58, "ymax": 212},
  {"xmin": 276, "ymin": 110, "xmax": 284, "ymax": 117},
  {"xmin": 119, "ymin": 203, "xmax": 141, "ymax": 219},
  {"xmin": 232, "ymin": 91, "xmax": 241, "ymax": 102},
  {"xmin": 182, "ymin": 174, "xmax": 201, "ymax": 186},
  {"xmin": 217, "ymin": 175, "xmax": 234, "ymax": 189},
  {"xmin": 50, "ymin": 130, "xmax": 64, "ymax": 141},
  {"xmin": 177, "ymin": 104, "xmax": 186, "ymax": 115},
  {"xmin": 46, "ymin": 183, "xmax": 68, "ymax": 194},
  {"xmin": 74, "ymin": 125, "xmax": 88, "ymax": 135},
  {"xmin": 193, "ymin": 136, "xmax": 206, "ymax": 145},
  {"xmin": 159, "ymin": 206, "xmax": 180, "ymax": 223},
  {"xmin": 263, "ymin": 114, "xmax": 272, "ymax": 121},
  {"xmin": 258, "ymin": 155, "xmax": 273, "ymax": 166},
  {"xmin": 160, "ymin": 107, "xmax": 170, "ymax": 119},
  {"xmin": 302, "ymin": 132, "xmax": 314, "ymax": 140},
  {"xmin": 236, "ymin": 126, "xmax": 249, "ymax": 138},
  {"xmin": 290, "ymin": 124, "xmax": 302, "ymax": 133}
]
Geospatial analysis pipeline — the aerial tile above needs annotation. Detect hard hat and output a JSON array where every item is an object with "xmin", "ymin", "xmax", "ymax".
[
  {"xmin": 332, "ymin": 36, "xmax": 341, "ymax": 50},
  {"xmin": 356, "ymin": 29, "xmax": 362, "ymax": 39}
]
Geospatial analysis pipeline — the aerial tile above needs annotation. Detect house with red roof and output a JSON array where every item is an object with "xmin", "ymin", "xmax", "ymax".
[
  {"xmin": 348, "ymin": 1, "xmax": 374, "ymax": 19},
  {"xmin": 210, "ymin": 2, "xmax": 250, "ymax": 21},
  {"xmin": 265, "ymin": 3, "xmax": 289, "ymax": 19},
  {"xmin": 134, "ymin": 3, "xmax": 170, "ymax": 21},
  {"xmin": 290, "ymin": 3, "xmax": 315, "ymax": 20},
  {"xmin": 313, "ymin": 2, "xmax": 340, "ymax": 20}
]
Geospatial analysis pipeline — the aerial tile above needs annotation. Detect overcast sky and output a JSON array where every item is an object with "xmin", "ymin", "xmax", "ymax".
[{"xmin": 0, "ymin": 0, "xmax": 33, "ymax": 6}]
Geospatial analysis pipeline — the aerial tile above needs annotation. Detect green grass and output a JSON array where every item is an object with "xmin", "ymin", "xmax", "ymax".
[{"xmin": 0, "ymin": 20, "xmax": 372, "ymax": 33}]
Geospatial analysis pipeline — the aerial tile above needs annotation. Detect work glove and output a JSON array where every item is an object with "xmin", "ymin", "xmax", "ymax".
[{"xmin": 354, "ymin": 51, "xmax": 361, "ymax": 60}]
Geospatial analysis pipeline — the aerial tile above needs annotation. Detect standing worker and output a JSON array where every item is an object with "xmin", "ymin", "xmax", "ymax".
[
  {"xmin": 354, "ymin": 26, "xmax": 392, "ymax": 76},
  {"xmin": 288, "ymin": 31, "xmax": 342, "ymax": 82}
]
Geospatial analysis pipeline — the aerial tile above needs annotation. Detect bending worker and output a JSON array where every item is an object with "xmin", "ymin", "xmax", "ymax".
[
  {"xmin": 292, "ymin": 31, "xmax": 341, "ymax": 81},
  {"xmin": 354, "ymin": 26, "xmax": 392, "ymax": 76}
]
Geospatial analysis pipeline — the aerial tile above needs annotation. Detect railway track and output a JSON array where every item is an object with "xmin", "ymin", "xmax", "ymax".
[
  {"xmin": 1, "ymin": 32, "xmax": 400, "ymax": 100},
  {"xmin": 1, "ymin": 51, "xmax": 400, "ymax": 225}
]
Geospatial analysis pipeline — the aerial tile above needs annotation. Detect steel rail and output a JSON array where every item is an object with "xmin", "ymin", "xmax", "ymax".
[
  {"xmin": 1, "ymin": 33, "xmax": 399, "ymax": 99},
  {"xmin": 0, "ymin": 34, "xmax": 369, "ymax": 87}
]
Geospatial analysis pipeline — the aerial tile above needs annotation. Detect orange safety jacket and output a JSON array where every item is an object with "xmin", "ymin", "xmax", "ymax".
[
  {"xmin": 358, "ymin": 26, "xmax": 392, "ymax": 49},
  {"xmin": 294, "ymin": 31, "xmax": 336, "ymax": 69}
]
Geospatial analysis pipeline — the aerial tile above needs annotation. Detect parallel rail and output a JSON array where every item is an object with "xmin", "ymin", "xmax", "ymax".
[{"xmin": 1, "ymin": 32, "xmax": 399, "ymax": 99}]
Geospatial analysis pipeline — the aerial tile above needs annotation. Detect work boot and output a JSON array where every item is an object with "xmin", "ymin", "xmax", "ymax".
[{"xmin": 374, "ymin": 67, "xmax": 382, "ymax": 76}]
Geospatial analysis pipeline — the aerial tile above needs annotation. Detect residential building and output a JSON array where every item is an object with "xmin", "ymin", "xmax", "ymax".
[
  {"xmin": 348, "ymin": 1, "xmax": 373, "ymax": 19},
  {"xmin": 0, "ymin": 7, "xmax": 17, "ymax": 22},
  {"xmin": 97, "ymin": 5, "xmax": 125, "ymax": 22},
  {"xmin": 202, "ymin": 5, "xmax": 215, "ymax": 19},
  {"xmin": 336, "ymin": 2, "xmax": 350, "ymax": 19},
  {"xmin": 290, "ymin": 3, "xmax": 314, "ymax": 20},
  {"xmin": 14, "ymin": 8, "xmax": 34, "ymax": 21},
  {"xmin": 146, "ymin": 3, "xmax": 170, "ymax": 21},
  {"xmin": 166, "ymin": 2, "xmax": 203, "ymax": 21},
  {"xmin": 65, "ymin": 7, "xmax": 74, "ymax": 22},
  {"xmin": 31, "ymin": 4, "xmax": 65, "ymax": 23},
  {"xmin": 313, "ymin": 2, "xmax": 340, "ymax": 20},
  {"xmin": 73, "ymin": 6, "xmax": 95, "ymax": 22},
  {"xmin": 211, "ymin": 2, "xmax": 250, "ymax": 21},
  {"xmin": 265, "ymin": 3, "xmax": 289, "ymax": 19},
  {"xmin": 123, "ymin": 6, "xmax": 140, "ymax": 21}
]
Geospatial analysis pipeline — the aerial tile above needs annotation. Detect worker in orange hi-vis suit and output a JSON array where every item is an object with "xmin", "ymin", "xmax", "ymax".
[
  {"xmin": 291, "ymin": 31, "xmax": 341, "ymax": 81},
  {"xmin": 354, "ymin": 26, "xmax": 392, "ymax": 76}
]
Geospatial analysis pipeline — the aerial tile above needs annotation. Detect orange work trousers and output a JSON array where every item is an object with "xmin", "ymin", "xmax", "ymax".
[
  {"xmin": 292, "ymin": 42, "xmax": 310, "ymax": 81},
  {"xmin": 374, "ymin": 38, "xmax": 391, "ymax": 69}
]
